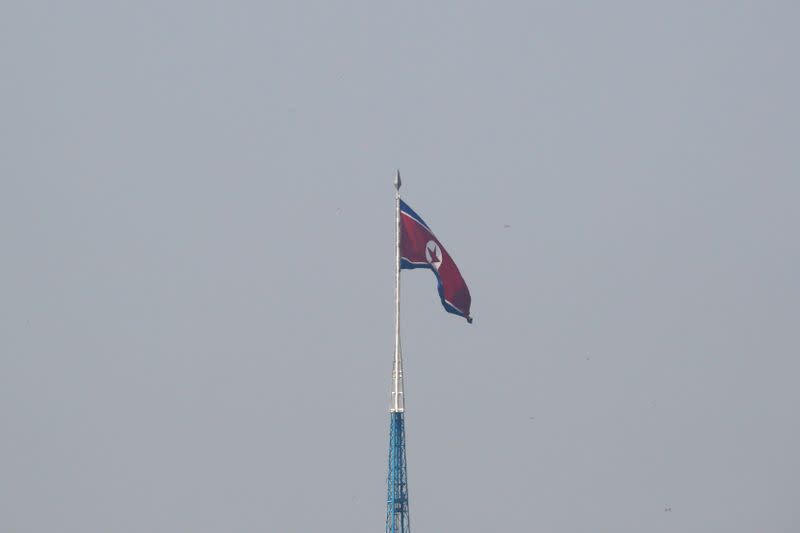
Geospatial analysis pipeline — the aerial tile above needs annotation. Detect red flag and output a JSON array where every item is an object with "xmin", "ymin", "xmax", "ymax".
[{"xmin": 399, "ymin": 199, "xmax": 472, "ymax": 323}]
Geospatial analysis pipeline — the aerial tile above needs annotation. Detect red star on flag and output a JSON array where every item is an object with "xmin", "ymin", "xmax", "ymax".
[{"xmin": 426, "ymin": 243, "xmax": 440, "ymax": 265}]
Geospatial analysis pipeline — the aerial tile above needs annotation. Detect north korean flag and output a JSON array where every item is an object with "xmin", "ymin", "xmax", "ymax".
[{"xmin": 400, "ymin": 199, "xmax": 472, "ymax": 323}]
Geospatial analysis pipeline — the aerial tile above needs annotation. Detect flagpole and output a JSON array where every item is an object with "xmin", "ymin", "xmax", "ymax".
[
  {"xmin": 392, "ymin": 169, "xmax": 404, "ymax": 413},
  {"xmin": 386, "ymin": 169, "xmax": 410, "ymax": 533}
]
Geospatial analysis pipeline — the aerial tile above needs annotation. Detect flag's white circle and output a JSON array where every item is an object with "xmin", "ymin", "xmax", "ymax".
[{"xmin": 425, "ymin": 240, "xmax": 442, "ymax": 270}]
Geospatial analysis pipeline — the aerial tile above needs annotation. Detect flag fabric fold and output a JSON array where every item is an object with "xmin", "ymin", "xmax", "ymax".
[{"xmin": 399, "ymin": 199, "xmax": 472, "ymax": 323}]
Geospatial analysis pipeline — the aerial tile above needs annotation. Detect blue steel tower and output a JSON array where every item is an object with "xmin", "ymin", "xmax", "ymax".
[
  {"xmin": 386, "ymin": 410, "xmax": 409, "ymax": 532},
  {"xmin": 386, "ymin": 170, "xmax": 410, "ymax": 533}
]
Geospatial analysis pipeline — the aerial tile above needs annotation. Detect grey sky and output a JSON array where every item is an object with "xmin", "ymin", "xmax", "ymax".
[{"xmin": 2, "ymin": 2, "xmax": 798, "ymax": 532}]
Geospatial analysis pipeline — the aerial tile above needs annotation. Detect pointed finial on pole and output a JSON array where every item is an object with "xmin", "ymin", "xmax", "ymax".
[{"xmin": 394, "ymin": 169, "xmax": 402, "ymax": 190}]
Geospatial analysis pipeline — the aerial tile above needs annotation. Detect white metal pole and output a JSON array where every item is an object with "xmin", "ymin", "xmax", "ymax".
[{"xmin": 392, "ymin": 169, "xmax": 404, "ymax": 413}]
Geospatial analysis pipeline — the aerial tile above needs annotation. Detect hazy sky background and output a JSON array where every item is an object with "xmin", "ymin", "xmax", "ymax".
[{"xmin": 2, "ymin": 2, "xmax": 798, "ymax": 532}]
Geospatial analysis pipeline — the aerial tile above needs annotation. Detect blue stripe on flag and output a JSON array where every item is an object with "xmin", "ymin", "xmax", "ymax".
[{"xmin": 399, "ymin": 199, "xmax": 431, "ymax": 231}]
